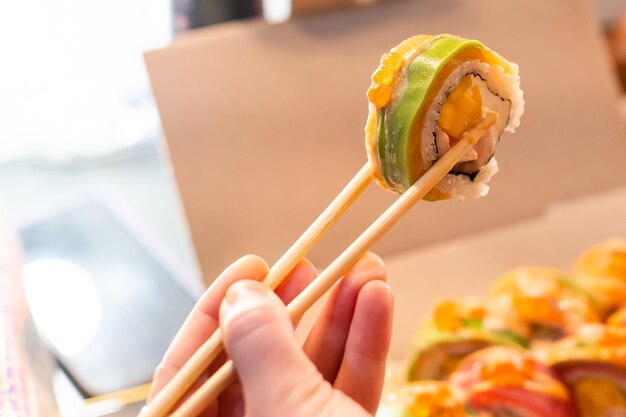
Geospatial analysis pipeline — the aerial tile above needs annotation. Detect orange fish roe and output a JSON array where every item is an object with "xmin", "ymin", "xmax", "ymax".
[
  {"xmin": 574, "ymin": 239, "xmax": 626, "ymax": 283},
  {"xmin": 366, "ymin": 35, "xmax": 433, "ymax": 109},
  {"xmin": 598, "ymin": 326, "xmax": 626, "ymax": 347},
  {"xmin": 433, "ymin": 299, "xmax": 486, "ymax": 332},
  {"xmin": 433, "ymin": 300, "xmax": 465, "ymax": 332},
  {"xmin": 367, "ymin": 84, "xmax": 392, "ymax": 109},
  {"xmin": 402, "ymin": 382, "xmax": 465, "ymax": 417},
  {"xmin": 480, "ymin": 356, "xmax": 536, "ymax": 387}
]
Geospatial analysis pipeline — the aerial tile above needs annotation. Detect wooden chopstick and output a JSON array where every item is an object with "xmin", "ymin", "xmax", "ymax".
[
  {"xmin": 142, "ymin": 163, "xmax": 373, "ymax": 417},
  {"xmin": 167, "ymin": 111, "xmax": 499, "ymax": 417}
]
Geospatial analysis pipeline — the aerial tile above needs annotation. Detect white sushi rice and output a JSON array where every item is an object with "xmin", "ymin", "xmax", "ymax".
[
  {"xmin": 421, "ymin": 60, "xmax": 524, "ymax": 200},
  {"xmin": 434, "ymin": 157, "xmax": 500, "ymax": 200}
]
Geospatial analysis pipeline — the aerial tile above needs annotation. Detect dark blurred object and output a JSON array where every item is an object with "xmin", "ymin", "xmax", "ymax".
[
  {"xmin": 608, "ymin": 12, "xmax": 626, "ymax": 91},
  {"xmin": 596, "ymin": 0, "xmax": 626, "ymax": 30},
  {"xmin": 292, "ymin": 0, "xmax": 383, "ymax": 16},
  {"xmin": 173, "ymin": 0, "xmax": 260, "ymax": 32}
]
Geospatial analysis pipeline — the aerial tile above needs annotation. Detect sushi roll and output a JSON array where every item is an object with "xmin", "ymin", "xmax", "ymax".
[
  {"xmin": 377, "ymin": 381, "xmax": 468, "ymax": 417},
  {"xmin": 450, "ymin": 346, "xmax": 574, "ymax": 417},
  {"xmin": 365, "ymin": 34, "xmax": 524, "ymax": 199},
  {"xmin": 407, "ymin": 298, "xmax": 527, "ymax": 381},
  {"xmin": 489, "ymin": 267, "xmax": 600, "ymax": 341},
  {"xmin": 539, "ymin": 324, "xmax": 626, "ymax": 417},
  {"xmin": 607, "ymin": 306, "xmax": 626, "ymax": 328},
  {"xmin": 572, "ymin": 238, "xmax": 626, "ymax": 316}
]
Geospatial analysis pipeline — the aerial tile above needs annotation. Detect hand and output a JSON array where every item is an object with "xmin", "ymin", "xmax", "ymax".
[{"xmin": 148, "ymin": 253, "xmax": 393, "ymax": 417}]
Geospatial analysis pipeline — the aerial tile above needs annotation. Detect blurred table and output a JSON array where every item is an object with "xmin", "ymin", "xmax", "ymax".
[{"xmin": 0, "ymin": 146, "xmax": 201, "ymax": 416}]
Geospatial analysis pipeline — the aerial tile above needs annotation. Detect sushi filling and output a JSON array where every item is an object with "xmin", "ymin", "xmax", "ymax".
[
  {"xmin": 409, "ymin": 339, "xmax": 493, "ymax": 380},
  {"xmin": 573, "ymin": 378, "xmax": 626, "ymax": 417},
  {"xmin": 435, "ymin": 72, "xmax": 511, "ymax": 179}
]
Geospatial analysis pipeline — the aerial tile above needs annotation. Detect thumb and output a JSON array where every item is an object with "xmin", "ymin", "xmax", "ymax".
[{"xmin": 220, "ymin": 280, "xmax": 329, "ymax": 416}]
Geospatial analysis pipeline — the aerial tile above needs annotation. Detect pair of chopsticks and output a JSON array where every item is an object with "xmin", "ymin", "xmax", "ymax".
[{"xmin": 142, "ymin": 112, "xmax": 498, "ymax": 417}]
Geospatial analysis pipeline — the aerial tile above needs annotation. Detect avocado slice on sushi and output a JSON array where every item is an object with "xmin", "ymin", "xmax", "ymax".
[
  {"xmin": 489, "ymin": 267, "xmax": 600, "ymax": 342},
  {"xmin": 365, "ymin": 34, "xmax": 523, "ymax": 199},
  {"xmin": 406, "ymin": 299, "xmax": 528, "ymax": 381}
]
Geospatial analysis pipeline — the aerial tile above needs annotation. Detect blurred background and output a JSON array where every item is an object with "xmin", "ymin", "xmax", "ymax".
[{"xmin": 1, "ymin": 1, "xmax": 626, "ymax": 416}]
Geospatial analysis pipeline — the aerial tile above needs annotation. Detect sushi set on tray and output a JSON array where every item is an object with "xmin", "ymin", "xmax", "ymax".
[
  {"xmin": 363, "ymin": 32, "xmax": 626, "ymax": 417},
  {"xmin": 379, "ymin": 237, "xmax": 626, "ymax": 417}
]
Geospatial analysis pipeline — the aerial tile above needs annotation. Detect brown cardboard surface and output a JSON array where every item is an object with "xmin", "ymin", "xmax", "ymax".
[
  {"xmin": 384, "ymin": 186, "xmax": 626, "ymax": 359},
  {"xmin": 145, "ymin": 0, "xmax": 626, "ymax": 285}
]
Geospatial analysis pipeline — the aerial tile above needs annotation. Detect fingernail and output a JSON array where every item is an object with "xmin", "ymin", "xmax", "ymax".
[
  {"xmin": 353, "ymin": 253, "xmax": 385, "ymax": 279},
  {"xmin": 224, "ymin": 281, "xmax": 268, "ymax": 306},
  {"xmin": 221, "ymin": 282, "xmax": 273, "ymax": 330}
]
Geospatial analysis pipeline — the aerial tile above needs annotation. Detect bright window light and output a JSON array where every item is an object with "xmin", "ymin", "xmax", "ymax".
[
  {"xmin": 0, "ymin": 0, "xmax": 172, "ymax": 164},
  {"xmin": 22, "ymin": 258, "xmax": 103, "ymax": 357},
  {"xmin": 263, "ymin": 0, "xmax": 291, "ymax": 24}
]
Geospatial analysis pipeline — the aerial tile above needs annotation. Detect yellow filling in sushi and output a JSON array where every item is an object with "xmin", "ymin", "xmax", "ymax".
[
  {"xmin": 438, "ymin": 75, "xmax": 484, "ymax": 144},
  {"xmin": 574, "ymin": 378, "xmax": 626, "ymax": 417}
]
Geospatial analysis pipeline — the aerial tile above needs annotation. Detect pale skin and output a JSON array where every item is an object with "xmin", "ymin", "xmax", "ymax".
[{"xmin": 147, "ymin": 252, "xmax": 394, "ymax": 417}]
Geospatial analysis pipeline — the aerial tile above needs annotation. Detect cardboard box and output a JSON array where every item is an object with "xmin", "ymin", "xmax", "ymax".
[
  {"xmin": 145, "ymin": 0, "xmax": 626, "ymax": 358},
  {"xmin": 384, "ymin": 186, "xmax": 626, "ymax": 358}
]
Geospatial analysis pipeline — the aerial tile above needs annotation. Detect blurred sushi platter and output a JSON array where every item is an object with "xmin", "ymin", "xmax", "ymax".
[{"xmin": 378, "ymin": 186, "xmax": 626, "ymax": 417}]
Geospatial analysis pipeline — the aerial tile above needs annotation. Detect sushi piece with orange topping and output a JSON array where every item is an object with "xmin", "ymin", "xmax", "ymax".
[
  {"xmin": 377, "ymin": 381, "xmax": 469, "ymax": 417},
  {"xmin": 407, "ymin": 298, "xmax": 528, "ymax": 381},
  {"xmin": 538, "ymin": 324, "xmax": 626, "ymax": 417},
  {"xmin": 365, "ymin": 34, "xmax": 524, "ymax": 199},
  {"xmin": 450, "ymin": 346, "xmax": 574, "ymax": 417},
  {"xmin": 607, "ymin": 306, "xmax": 626, "ymax": 328},
  {"xmin": 572, "ymin": 238, "xmax": 626, "ymax": 316},
  {"xmin": 489, "ymin": 267, "xmax": 600, "ymax": 342}
]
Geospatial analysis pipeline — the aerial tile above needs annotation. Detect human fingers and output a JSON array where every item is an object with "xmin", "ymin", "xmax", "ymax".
[
  {"xmin": 210, "ymin": 259, "xmax": 317, "ymax": 416},
  {"xmin": 273, "ymin": 258, "xmax": 317, "ymax": 306},
  {"xmin": 205, "ymin": 258, "xmax": 316, "ymax": 377},
  {"xmin": 148, "ymin": 255, "xmax": 268, "ymax": 401},
  {"xmin": 333, "ymin": 280, "xmax": 393, "ymax": 414},
  {"xmin": 302, "ymin": 253, "xmax": 387, "ymax": 382},
  {"xmin": 215, "ymin": 382, "xmax": 244, "ymax": 417},
  {"xmin": 221, "ymin": 280, "xmax": 329, "ymax": 417}
]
